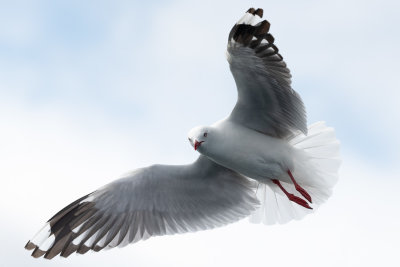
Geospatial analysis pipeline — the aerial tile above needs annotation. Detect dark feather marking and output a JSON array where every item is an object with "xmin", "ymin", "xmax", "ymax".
[
  {"xmin": 76, "ymin": 214, "xmax": 111, "ymax": 250},
  {"xmin": 32, "ymin": 247, "xmax": 46, "ymax": 258},
  {"xmin": 28, "ymin": 196, "xmax": 93, "ymax": 258},
  {"xmin": 44, "ymin": 233, "xmax": 73, "ymax": 259},
  {"xmin": 73, "ymin": 213, "xmax": 101, "ymax": 236},
  {"xmin": 247, "ymin": 8, "xmax": 256, "ymax": 14},
  {"xmin": 233, "ymin": 24, "xmax": 255, "ymax": 43},
  {"xmin": 92, "ymin": 245, "xmax": 102, "ymax": 252},
  {"xmin": 73, "ymin": 201, "xmax": 96, "ymax": 217},
  {"xmin": 47, "ymin": 194, "xmax": 91, "ymax": 226},
  {"xmin": 265, "ymin": 33, "xmax": 275, "ymax": 44},
  {"xmin": 43, "ymin": 210, "xmax": 99, "ymax": 258},
  {"xmin": 58, "ymin": 234, "xmax": 78, "ymax": 258},
  {"xmin": 255, "ymin": 8, "xmax": 263, "ymax": 17},
  {"xmin": 59, "ymin": 212, "xmax": 101, "ymax": 257},
  {"xmin": 61, "ymin": 215, "xmax": 101, "ymax": 257},
  {"xmin": 77, "ymin": 245, "xmax": 91, "ymax": 254},
  {"xmin": 249, "ymin": 38, "xmax": 262, "ymax": 49},
  {"xmin": 228, "ymin": 24, "xmax": 238, "ymax": 41},
  {"xmin": 270, "ymin": 44, "xmax": 279, "ymax": 53},
  {"xmin": 69, "ymin": 209, "xmax": 97, "ymax": 231},
  {"xmin": 60, "ymin": 242, "xmax": 78, "ymax": 258},
  {"xmin": 25, "ymin": 241, "xmax": 36, "ymax": 250},
  {"xmin": 254, "ymin": 20, "xmax": 270, "ymax": 36},
  {"xmin": 50, "ymin": 202, "xmax": 93, "ymax": 235}
]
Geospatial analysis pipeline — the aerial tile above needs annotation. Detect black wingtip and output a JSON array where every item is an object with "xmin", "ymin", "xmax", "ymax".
[
  {"xmin": 25, "ymin": 241, "xmax": 36, "ymax": 250},
  {"xmin": 60, "ymin": 243, "xmax": 79, "ymax": 258},
  {"xmin": 247, "ymin": 7, "xmax": 256, "ymax": 14},
  {"xmin": 32, "ymin": 247, "xmax": 46, "ymax": 258},
  {"xmin": 247, "ymin": 8, "xmax": 263, "ymax": 18},
  {"xmin": 77, "ymin": 245, "xmax": 91, "ymax": 254},
  {"xmin": 255, "ymin": 8, "xmax": 263, "ymax": 18}
]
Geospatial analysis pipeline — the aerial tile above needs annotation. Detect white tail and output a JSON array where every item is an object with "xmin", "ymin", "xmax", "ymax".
[{"xmin": 249, "ymin": 121, "xmax": 341, "ymax": 224}]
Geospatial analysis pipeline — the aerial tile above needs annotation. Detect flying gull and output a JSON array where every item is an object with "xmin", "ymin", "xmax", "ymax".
[{"xmin": 25, "ymin": 7, "xmax": 341, "ymax": 259}]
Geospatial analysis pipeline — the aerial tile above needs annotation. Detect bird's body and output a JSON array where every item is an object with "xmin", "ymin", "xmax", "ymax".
[
  {"xmin": 199, "ymin": 119, "xmax": 294, "ymax": 182},
  {"xmin": 25, "ymin": 7, "xmax": 341, "ymax": 259}
]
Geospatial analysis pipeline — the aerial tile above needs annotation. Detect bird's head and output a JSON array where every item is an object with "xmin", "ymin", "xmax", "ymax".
[{"xmin": 187, "ymin": 126, "xmax": 211, "ymax": 151}]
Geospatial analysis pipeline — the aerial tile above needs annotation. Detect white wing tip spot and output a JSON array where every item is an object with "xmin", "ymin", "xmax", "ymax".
[
  {"xmin": 30, "ymin": 223, "xmax": 55, "ymax": 251},
  {"xmin": 236, "ymin": 12, "xmax": 262, "ymax": 26}
]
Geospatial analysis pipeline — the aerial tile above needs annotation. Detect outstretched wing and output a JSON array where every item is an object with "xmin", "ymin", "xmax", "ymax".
[
  {"xmin": 25, "ymin": 156, "xmax": 258, "ymax": 259},
  {"xmin": 227, "ymin": 8, "xmax": 307, "ymax": 138}
]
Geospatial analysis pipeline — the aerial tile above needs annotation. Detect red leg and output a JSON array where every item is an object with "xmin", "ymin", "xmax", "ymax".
[
  {"xmin": 287, "ymin": 170, "xmax": 312, "ymax": 203},
  {"xmin": 272, "ymin": 179, "xmax": 312, "ymax": 209}
]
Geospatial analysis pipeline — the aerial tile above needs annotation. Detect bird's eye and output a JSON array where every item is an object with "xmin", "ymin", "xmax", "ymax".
[{"xmin": 203, "ymin": 132, "xmax": 208, "ymax": 137}]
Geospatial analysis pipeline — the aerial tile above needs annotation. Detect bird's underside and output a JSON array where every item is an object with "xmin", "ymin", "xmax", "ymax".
[{"xmin": 25, "ymin": 8, "xmax": 341, "ymax": 259}]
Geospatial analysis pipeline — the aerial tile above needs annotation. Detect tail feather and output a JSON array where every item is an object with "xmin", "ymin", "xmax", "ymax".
[{"xmin": 250, "ymin": 121, "xmax": 341, "ymax": 224}]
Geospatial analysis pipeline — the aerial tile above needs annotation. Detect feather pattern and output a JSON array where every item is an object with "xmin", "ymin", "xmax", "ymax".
[
  {"xmin": 25, "ymin": 156, "xmax": 259, "ymax": 258},
  {"xmin": 227, "ymin": 8, "xmax": 307, "ymax": 138}
]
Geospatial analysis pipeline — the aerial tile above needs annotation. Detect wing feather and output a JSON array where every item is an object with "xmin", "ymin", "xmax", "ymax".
[
  {"xmin": 227, "ymin": 8, "xmax": 307, "ymax": 138},
  {"xmin": 25, "ymin": 156, "xmax": 258, "ymax": 258}
]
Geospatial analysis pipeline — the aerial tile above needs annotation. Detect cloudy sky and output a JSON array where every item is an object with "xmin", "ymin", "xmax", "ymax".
[{"xmin": 1, "ymin": 0, "xmax": 399, "ymax": 266}]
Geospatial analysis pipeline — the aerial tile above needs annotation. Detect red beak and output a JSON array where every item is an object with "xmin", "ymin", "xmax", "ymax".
[{"xmin": 194, "ymin": 140, "xmax": 204, "ymax": 151}]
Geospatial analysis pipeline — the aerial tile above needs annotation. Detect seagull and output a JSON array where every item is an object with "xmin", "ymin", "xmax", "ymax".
[{"xmin": 25, "ymin": 8, "xmax": 340, "ymax": 259}]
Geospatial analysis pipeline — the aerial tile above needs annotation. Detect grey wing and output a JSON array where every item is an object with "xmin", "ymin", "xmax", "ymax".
[
  {"xmin": 227, "ymin": 8, "xmax": 307, "ymax": 138},
  {"xmin": 25, "ymin": 156, "xmax": 259, "ymax": 259}
]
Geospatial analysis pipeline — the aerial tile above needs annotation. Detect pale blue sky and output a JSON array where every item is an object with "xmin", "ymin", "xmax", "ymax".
[
  {"xmin": 2, "ymin": 0, "xmax": 399, "ymax": 165},
  {"xmin": 1, "ymin": 1, "xmax": 399, "ymax": 266}
]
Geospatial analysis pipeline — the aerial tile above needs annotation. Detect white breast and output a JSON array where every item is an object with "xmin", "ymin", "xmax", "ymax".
[{"xmin": 205, "ymin": 120, "xmax": 294, "ymax": 181}]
